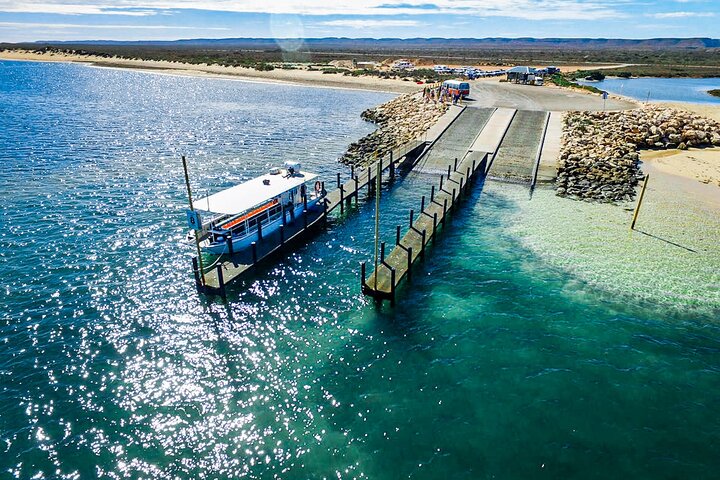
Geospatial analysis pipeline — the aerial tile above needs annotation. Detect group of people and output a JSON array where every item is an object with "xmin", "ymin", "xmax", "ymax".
[{"xmin": 422, "ymin": 84, "xmax": 463, "ymax": 105}]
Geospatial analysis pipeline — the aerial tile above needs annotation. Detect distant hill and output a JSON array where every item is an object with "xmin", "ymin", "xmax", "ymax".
[{"xmin": 25, "ymin": 37, "xmax": 720, "ymax": 51}]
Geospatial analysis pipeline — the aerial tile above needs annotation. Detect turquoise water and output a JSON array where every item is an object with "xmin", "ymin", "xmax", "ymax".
[
  {"xmin": 577, "ymin": 77, "xmax": 720, "ymax": 104},
  {"xmin": 1, "ymin": 60, "xmax": 720, "ymax": 479}
]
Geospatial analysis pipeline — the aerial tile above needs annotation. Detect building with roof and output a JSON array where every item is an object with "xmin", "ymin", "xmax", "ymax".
[{"xmin": 506, "ymin": 66, "xmax": 537, "ymax": 84}]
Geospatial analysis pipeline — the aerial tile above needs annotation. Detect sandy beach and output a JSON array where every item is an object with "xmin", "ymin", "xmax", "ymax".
[
  {"xmin": 4, "ymin": 48, "xmax": 718, "ymax": 197},
  {"xmin": 639, "ymin": 102, "xmax": 720, "ymax": 195},
  {"xmin": 0, "ymin": 49, "xmax": 427, "ymax": 94},
  {"xmin": 642, "ymin": 148, "xmax": 720, "ymax": 190},
  {"xmin": 0, "ymin": 49, "xmax": 633, "ymax": 97}
]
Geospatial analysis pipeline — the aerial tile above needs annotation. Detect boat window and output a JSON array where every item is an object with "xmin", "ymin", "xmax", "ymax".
[{"xmin": 232, "ymin": 223, "xmax": 246, "ymax": 237}]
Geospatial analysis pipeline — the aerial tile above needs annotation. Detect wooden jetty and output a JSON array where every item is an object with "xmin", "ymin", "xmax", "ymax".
[
  {"xmin": 192, "ymin": 139, "xmax": 426, "ymax": 298},
  {"xmin": 361, "ymin": 152, "xmax": 489, "ymax": 303}
]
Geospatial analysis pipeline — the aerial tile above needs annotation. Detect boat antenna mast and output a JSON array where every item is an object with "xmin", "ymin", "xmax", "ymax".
[{"xmin": 182, "ymin": 155, "xmax": 206, "ymax": 287}]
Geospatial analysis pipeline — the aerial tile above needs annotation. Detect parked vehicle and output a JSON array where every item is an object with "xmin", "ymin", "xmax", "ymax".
[
  {"xmin": 392, "ymin": 60, "xmax": 415, "ymax": 71},
  {"xmin": 442, "ymin": 80, "xmax": 470, "ymax": 98}
]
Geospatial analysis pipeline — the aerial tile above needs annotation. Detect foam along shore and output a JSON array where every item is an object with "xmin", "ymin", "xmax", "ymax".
[{"xmin": 0, "ymin": 49, "xmax": 421, "ymax": 94}]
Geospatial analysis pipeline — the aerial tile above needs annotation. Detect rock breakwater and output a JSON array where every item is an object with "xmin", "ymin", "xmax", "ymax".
[
  {"xmin": 340, "ymin": 93, "xmax": 448, "ymax": 166},
  {"xmin": 558, "ymin": 106, "xmax": 720, "ymax": 202}
]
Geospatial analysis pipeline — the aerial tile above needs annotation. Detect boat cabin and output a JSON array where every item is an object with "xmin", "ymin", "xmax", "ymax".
[{"xmin": 190, "ymin": 162, "xmax": 323, "ymax": 253}]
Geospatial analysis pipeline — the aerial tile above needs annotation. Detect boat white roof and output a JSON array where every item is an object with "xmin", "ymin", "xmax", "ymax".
[{"xmin": 193, "ymin": 170, "xmax": 318, "ymax": 215}]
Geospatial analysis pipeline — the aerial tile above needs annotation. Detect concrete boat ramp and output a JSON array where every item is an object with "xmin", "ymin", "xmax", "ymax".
[
  {"xmin": 362, "ymin": 105, "xmax": 562, "ymax": 303},
  {"xmin": 192, "ymin": 103, "xmax": 562, "ymax": 301}
]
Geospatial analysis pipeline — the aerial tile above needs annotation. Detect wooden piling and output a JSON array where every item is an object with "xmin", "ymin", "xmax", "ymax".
[
  {"xmin": 440, "ymin": 175, "xmax": 444, "ymax": 191},
  {"xmin": 340, "ymin": 184, "xmax": 345, "ymax": 214},
  {"xmin": 303, "ymin": 209, "xmax": 308, "ymax": 229},
  {"xmin": 631, "ymin": 174, "xmax": 650, "ymax": 230},
  {"xmin": 421, "ymin": 195, "xmax": 425, "ymax": 213},
  {"xmin": 396, "ymin": 225, "xmax": 401, "ymax": 245},
  {"xmin": 409, "ymin": 209, "xmax": 414, "ymax": 226},
  {"xmin": 361, "ymin": 261, "xmax": 366, "ymax": 290},
  {"xmin": 431, "ymin": 185, "xmax": 435, "ymax": 202},
  {"xmin": 257, "ymin": 220, "xmax": 263, "ymax": 241},
  {"xmin": 192, "ymin": 257, "xmax": 202, "ymax": 291},
  {"xmin": 216, "ymin": 265, "xmax": 226, "ymax": 301},
  {"xmin": 251, "ymin": 242, "xmax": 257, "ymax": 265},
  {"xmin": 279, "ymin": 225, "xmax": 285, "ymax": 245},
  {"xmin": 390, "ymin": 268, "xmax": 396, "ymax": 305},
  {"xmin": 421, "ymin": 229, "xmax": 426, "ymax": 258},
  {"xmin": 337, "ymin": 172, "xmax": 341, "ymax": 188},
  {"xmin": 381, "ymin": 242, "xmax": 385, "ymax": 262},
  {"xmin": 407, "ymin": 247, "xmax": 412, "ymax": 279},
  {"xmin": 225, "ymin": 234, "xmax": 234, "ymax": 256},
  {"xmin": 454, "ymin": 157, "xmax": 458, "ymax": 171}
]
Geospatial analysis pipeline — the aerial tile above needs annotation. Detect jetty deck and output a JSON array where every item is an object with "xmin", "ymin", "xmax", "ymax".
[
  {"xmin": 361, "ymin": 106, "xmax": 558, "ymax": 303},
  {"xmin": 195, "ymin": 138, "xmax": 428, "ymax": 297},
  {"xmin": 192, "ymin": 100, "xmax": 561, "ymax": 302},
  {"xmin": 362, "ymin": 152, "xmax": 489, "ymax": 300}
]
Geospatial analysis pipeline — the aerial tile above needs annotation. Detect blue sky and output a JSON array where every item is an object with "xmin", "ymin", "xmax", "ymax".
[{"xmin": 0, "ymin": 0, "xmax": 718, "ymax": 42}]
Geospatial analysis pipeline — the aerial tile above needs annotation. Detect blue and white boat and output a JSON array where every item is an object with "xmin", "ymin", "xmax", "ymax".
[{"xmin": 188, "ymin": 162, "xmax": 325, "ymax": 255}]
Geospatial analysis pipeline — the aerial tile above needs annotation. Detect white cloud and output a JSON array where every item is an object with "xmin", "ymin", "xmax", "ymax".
[
  {"xmin": 320, "ymin": 19, "xmax": 421, "ymax": 28},
  {"xmin": 650, "ymin": 11, "xmax": 715, "ymax": 18},
  {"xmin": 0, "ymin": 21, "xmax": 229, "ymax": 29},
  {"xmin": 0, "ymin": 0, "xmax": 627, "ymax": 21}
]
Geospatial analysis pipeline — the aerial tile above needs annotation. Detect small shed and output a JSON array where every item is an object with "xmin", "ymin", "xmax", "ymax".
[
  {"xmin": 355, "ymin": 61, "xmax": 378, "ymax": 70},
  {"xmin": 506, "ymin": 66, "xmax": 537, "ymax": 84}
]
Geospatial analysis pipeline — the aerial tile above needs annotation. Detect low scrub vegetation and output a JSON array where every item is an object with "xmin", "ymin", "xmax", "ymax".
[{"xmin": 550, "ymin": 74, "xmax": 604, "ymax": 94}]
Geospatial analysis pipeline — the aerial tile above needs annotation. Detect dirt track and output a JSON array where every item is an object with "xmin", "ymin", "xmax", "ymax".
[{"xmin": 466, "ymin": 80, "xmax": 637, "ymax": 111}]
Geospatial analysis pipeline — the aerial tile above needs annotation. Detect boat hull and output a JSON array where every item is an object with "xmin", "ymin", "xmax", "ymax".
[{"xmin": 200, "ymin": 198, "xmax": 321, "ymax": 255}]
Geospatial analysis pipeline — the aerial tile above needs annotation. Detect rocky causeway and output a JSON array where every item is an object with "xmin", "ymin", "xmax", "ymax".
[{"xmin": 558, "ymin": 106, "xmax": 720, "ymax": 202}]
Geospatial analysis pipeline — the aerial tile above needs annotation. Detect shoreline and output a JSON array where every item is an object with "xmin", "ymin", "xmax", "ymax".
[{"xmin": 0, "ymin": 50, "xmax": 422, "ymax": 94}]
